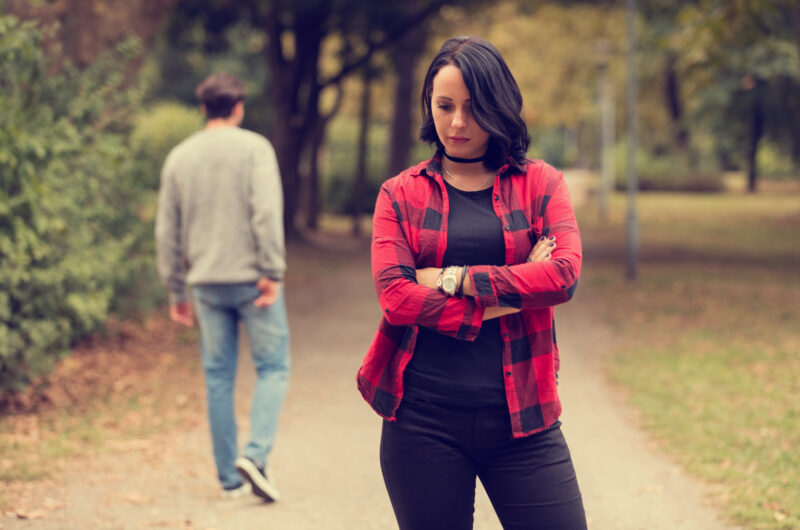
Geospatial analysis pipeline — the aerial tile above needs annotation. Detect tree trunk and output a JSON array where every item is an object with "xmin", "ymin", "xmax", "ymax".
[
  {"xmin": 387, "ymin": 7, "xmax": 428, "ymax": 177},
  {"xmin": 663, "ymin": 52, "xmax": 688, "ymax": 153},
  {"xmin": 264, "ymin": 9, "xmax": 327, "ymax": 238},
  {"xmin": 270, "ymin": 102, "xmax": 307, "ymax": 238},
  {"xmin": 259, "ymin": 1, "xmax": 450, "ymax": 237},
  {"xmin": 305, "ymin": 120, "xmax": 325, "ymax": 232},
  {"xmin": 305, "ymin": 85, "xmax": 343, "ymax": 231},
  {"xmin": 795, "ymin": 7, "xmax": 800, "ymax": 60},
  {"xmin": 352, "ymin": 69, "xmax": 372, "ymax": 237},
  {"xmin": 746, "ymin": 87, "xmax": 764, "ymax": 194}
]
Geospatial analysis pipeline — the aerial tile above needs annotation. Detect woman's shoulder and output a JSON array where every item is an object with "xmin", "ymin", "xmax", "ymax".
[{"xmin": 381, "ymin": 158, "xmax": 437, "ymax": 192}]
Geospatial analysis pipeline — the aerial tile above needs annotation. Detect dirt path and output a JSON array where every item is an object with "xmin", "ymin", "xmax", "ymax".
[
  {"xmin": 556, "ymin": 304, "xmax": 738, "ymax": 530},
  {"xmin": 1, "ymin": 235, "xmax": 737, "ymax": 529},
  {"xmin": 1, "ymin": 186, "xmax": 738, "ymax": 529}
]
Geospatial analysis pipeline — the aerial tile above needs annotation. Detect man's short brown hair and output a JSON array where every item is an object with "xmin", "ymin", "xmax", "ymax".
[{"xmin": 195, "ymin": 72, "xmax": 246, "ymax": 119}]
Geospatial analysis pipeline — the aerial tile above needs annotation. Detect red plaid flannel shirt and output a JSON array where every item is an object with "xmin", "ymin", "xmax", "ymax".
[{"xmin": 357, "ymin": 154, "xmax": 582, "ymax": 438}]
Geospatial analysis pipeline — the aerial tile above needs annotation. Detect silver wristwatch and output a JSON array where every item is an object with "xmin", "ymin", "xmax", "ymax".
[{"xmin": 437, "ymin": 266, "xmax": 459, "ymax": 296}]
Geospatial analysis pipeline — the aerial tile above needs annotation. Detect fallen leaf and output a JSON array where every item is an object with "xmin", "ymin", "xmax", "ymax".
[
  {"xmin": 42, "ymin": 497, "xmax": 64, "ymax": 510},
  {"xmin": 121, "ymin": 492, "xmax": 148, "ymax": 505},
  {"xmin": 16, "ymin": 509, "xmax": 46, "ymax": 520}
]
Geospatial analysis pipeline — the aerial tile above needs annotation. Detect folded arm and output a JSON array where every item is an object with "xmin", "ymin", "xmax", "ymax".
[
  {"xmin": 415, "ymin": 236, "xmax": 557, "ymax": 319},
  {"xmin": 372, "ymin": 184, "xmax": 485, "ymax": 340},
  {"xmin": 466, "ymin": 175, "xmax": 581, "ymax": 309}
]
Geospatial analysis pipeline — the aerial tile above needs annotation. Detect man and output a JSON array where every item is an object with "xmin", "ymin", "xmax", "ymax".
[{"xmin": 155, "ymin": 72, "xmax": 289, "ymax": 501}]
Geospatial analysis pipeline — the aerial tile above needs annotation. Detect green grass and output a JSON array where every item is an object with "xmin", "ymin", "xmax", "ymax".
[
  {"xmin": 0, "ymin": 412, "xmax": 105, "ymax": 483},
  {"xmin": 577, "ymin": 191, "xmax": 800, "ymax": 529}
]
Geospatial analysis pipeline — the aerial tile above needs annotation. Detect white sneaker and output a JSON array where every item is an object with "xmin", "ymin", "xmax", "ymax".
[
  {"xmin": 235, "ymin": 457, "xmax": 281, "ymax": 501},
  {"xmin": 221, "ymin": 481, "xmax": 252, "ymax": 499}
]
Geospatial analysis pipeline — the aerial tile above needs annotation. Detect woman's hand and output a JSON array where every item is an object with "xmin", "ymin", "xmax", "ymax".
[
  {"xmin": 416, "ymin": 267, "xmax": 442, "ymax": 289},
  {"xmin": 528, "ymin": 236, "xmax": 556, "ymax": 263}
]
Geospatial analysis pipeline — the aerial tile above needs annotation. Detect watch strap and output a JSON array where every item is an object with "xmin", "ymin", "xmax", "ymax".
[{"xmin": 457, "ymin": 265, "xmax": 468, "ymax": 297}]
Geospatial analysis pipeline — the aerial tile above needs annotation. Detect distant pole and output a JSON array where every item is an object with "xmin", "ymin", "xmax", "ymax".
[
  {"xmin": 597, "ymin": 41, "xmax": 614, "ymax": 223},
  {"xmin": 625, "ymin": 0, "xmax": 639, "ymax": 281}
]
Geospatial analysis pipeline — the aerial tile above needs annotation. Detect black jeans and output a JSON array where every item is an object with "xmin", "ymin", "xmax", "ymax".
[{"xmin": 380, "ymin": 398, "xmax": 587, "ymax": 530}]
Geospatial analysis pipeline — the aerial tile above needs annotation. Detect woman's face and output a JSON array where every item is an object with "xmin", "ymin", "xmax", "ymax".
[{"xmin": 431, "ymin": 64, "xmax": 490, "ymax": 160}]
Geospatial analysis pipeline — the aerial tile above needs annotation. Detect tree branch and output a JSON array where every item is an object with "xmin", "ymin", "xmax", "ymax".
[
  {"xmin": 320, "ymin": 0, "xmax": 449, "ymax": 88},
  {"xmin": 320, "ymin": 83, "xmax": 344, "ymax": 122}
]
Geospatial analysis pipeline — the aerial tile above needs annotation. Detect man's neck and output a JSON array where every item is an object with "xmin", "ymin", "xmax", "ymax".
[{"xmin": 205, "ymin": 118, "xmax": 239, "ymax": 130}]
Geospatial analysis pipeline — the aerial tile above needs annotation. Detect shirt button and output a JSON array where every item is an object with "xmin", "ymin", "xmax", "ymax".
[
  {"xmin": 503, "ymin": 333, "xmax": 509, "ymax": 338},
  {"xmin": 494, "ymin": 195, "xmax": 499, "ymax": 201},
  {"xmin": 506, "ymin": 371, "xmax": 512, "ymax": 377},
  {"xmin": 504, "ymin": 225, "xmax": 511, "ymax": 231}
]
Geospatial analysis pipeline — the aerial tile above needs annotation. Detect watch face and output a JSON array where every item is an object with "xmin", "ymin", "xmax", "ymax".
[{"xmin": 443, "ymin": 275, "xmax": 458, "ymax": 294}]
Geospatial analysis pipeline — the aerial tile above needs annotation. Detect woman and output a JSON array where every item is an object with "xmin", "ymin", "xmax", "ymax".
[{"xmin": 358, "ymin": 36, "xmax": 587, "ymax": 529}]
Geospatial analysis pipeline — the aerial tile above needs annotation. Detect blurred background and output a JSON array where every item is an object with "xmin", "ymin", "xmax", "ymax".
[{"xmin": 1, "ymin": 0, "xmax": 798, "ymax": 528}]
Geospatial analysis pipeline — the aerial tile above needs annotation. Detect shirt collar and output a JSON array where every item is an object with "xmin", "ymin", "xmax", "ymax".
[{"xmin": 414, "ymin": 151, "xmax": 526, "ymax": 179}]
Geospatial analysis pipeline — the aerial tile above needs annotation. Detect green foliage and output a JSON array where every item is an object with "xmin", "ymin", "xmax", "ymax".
[
  {"xmin": 675, "ymin": 0, "xmax": 800, "ymax": 174},
  {"xmin": 141, "ymin": 19, "xmax": 271, "ymax": 134},
  {"xmin": 323, "ymin": 116, "xmax": 389, "ymax": 214},
  {"xmin": 130, "ymin": 102, "xmax": 204, "ymax": 190},
  {"xmin": 612, "ymin": 139, "xmax": 724, "ymax": 192},
  {"xmin": 0, "ymin": 16, "xmax": 146, "ymax": 394},
  {"xmin": 756, "ymin": 141, "xmax": 800, "ymax": 179},
  {"xmin": 529, "ymin": 128, "xmax": 572, "ymax": 169},
  {"xmin": 110, "ymin": 102, "xmax": 205, "ymax": 318}
]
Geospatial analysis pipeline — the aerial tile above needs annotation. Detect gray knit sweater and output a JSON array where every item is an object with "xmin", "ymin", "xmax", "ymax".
[{"xmin": 155, "ymin": 126, "xmax": 285, "ymax": 304}]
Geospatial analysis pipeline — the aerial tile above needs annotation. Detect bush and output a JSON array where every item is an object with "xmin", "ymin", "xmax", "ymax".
[
  {"xmin": 130, "ymin": 102, "xmax": 204, "ymax": 190},
  {"xmin": 529, "ymin": 128, "xmax": 572, "ymax": 169},
  {"xmin": 0, "ymin": 16, "xmax": 146, "ymax": 395},
  {"xmin": 612, "ymin": 139, "xmax": 725, "ymax": 193},
  {"xmin": 756, "ymin": 141, "xmax": 799, "ymax": 179},
  {"xmin": 110, "ymin": 103, "xmax": 205, "ymax": 317}
]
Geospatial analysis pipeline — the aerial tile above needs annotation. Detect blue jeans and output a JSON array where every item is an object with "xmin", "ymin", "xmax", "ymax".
[{"xmin": 192, "ymin": 283, "xmax": 290, "ymax": 489}]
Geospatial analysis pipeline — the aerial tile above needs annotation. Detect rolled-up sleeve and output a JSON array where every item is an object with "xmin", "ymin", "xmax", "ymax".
[
  {"xmin": 372, "ymin": 182, "xmax": 485, "ymax": 340},
  {"xmin": 468, "ymin": 174, "xmax": 581, "ymax": 309}
]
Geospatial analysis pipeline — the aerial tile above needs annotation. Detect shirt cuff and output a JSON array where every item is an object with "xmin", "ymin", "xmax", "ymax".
[
  {"xmin": 260, "ymin": 269, "xmax": 284, "ymax": 282},
  {"xmin": 461, "ymin": 302, "xmax": 485, "ymax": 341},
  {"xmin": 169, "ymin": 290, "xmax": 188, "ymax": 305},
  {"xmin": 468, "ymin": 265, "xmax": 499, "ymax": 307}
]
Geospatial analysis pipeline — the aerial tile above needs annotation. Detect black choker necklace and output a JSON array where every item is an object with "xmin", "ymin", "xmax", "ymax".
[{"xmin": 443, "ymin": 151, "xmax": 485, "ymax": 164}]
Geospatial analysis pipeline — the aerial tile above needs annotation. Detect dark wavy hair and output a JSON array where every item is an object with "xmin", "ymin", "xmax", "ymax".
[{"xmin": 419, "ymin": 36, "xmax": 530, "ymax": 171}]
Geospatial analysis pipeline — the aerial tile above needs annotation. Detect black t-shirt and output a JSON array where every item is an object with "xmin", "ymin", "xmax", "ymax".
[{"xmin": 404, "ymin": 179, "xmax": 507, "ymax": 407}]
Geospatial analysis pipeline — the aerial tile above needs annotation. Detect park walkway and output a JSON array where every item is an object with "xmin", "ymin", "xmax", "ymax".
[{"xmin": 1, "ymin": 175, "xmax": 738, "ymax": 529}]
